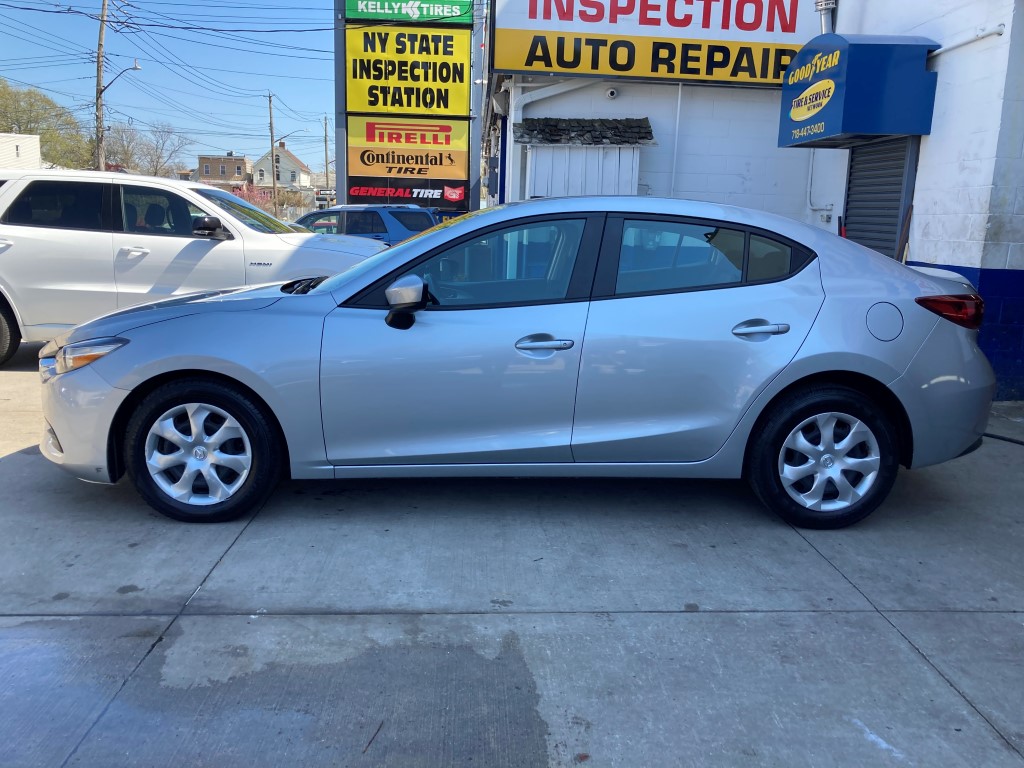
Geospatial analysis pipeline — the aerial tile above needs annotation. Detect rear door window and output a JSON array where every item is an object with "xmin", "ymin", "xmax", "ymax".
[
  {"xmin": 345, "ymin": 211, "xmax": 386, "ymax": 235},
  {"xmin": 1, "ymin": 180, "xmax": 110, "ymax": 232},
  {"xmin": 121, "ymin": 185, "xmax": 206, "ymax": 236},
  {"xmin": 615, "ymin": 219, "xmax": 744, "ymax": 295}
]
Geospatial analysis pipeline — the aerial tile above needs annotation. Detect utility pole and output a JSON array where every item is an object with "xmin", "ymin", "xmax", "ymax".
[
  {"xmin": 323, "ymin": 115, "xmax": 330, "ymax": 204},
  {"xmin": 268, "ymin": 93, "xmax": 279, "ymax": 218},
  {"xmin": 94, "ymin": 0, "xmax": 109, "ymax": 171}
]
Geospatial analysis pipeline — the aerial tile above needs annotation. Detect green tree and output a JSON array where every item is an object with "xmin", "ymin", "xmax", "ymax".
[{"xmin": 0, "ymin": 78, "xmax": 92, "ymax": 168}]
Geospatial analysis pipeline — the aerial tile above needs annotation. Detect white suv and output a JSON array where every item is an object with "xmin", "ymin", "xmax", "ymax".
[{"xmin": 0, "ymin": 169, "xmax": 387, "ymax": 365}]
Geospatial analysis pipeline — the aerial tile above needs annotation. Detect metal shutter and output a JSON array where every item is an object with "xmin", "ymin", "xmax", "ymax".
[{"xmin": 843, "ymin": 138, "xmax": 912, "ymax": 259}]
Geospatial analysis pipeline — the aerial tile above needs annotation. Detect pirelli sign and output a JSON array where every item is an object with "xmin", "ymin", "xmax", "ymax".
[
  {"xmin": 491, "ymin": 0, "xmax": 819, "ymax": 86},
  {"xmin": 348, "ymin": 117, "xmax": 470, "ymax": 179}
]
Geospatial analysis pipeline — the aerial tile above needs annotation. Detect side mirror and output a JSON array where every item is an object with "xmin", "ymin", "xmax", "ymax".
[
  {"xmin": 193, "ymin": 216, "xmax": 232, "ymax": 240},
  {"xmin": 384, "ymin": 274, "xmax": 426, "ymax": 330}
]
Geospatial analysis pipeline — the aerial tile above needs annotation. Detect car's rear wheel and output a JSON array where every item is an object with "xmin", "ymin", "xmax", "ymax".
[
  {"xmin": 747, "ymin": 387, "xmax": 899, "ymax": 529},
  {"xmin": 124, "ymin": 379, "xmax": 282, "ymax": 522},
  {"xmin": 0, "ymin": 303, "xmax": 21, "ymax": 367}
]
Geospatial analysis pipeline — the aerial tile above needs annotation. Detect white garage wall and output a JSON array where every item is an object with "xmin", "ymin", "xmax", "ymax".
[
  {"xmin": 838, "ymin": 0, "xmax": 1019, "ymax": 268},
  {"xmin": 516, "ymin": 78, "xmax": 848, "ymax": 231}
]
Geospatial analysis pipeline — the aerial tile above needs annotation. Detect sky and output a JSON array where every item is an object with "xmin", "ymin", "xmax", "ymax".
[{"xmin": 0, "ymin": 0, "xmax": 338, "ymax": 173}]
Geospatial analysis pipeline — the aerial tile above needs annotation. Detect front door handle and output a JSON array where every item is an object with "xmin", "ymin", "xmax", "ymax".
[
  {"xmin": 0, "ymin": 238, "xmax": 13, "ymax": 248},
  {"xmin": 732, "ymin": 321, "xmax": 791, "ymax": 337},
  {"xmin": 120, "ymin": 247, "xmax": 151, "ymax": 259},
  {"xmin": 515, "ymin": 338, "xmax": 574, "ymax": 351}
]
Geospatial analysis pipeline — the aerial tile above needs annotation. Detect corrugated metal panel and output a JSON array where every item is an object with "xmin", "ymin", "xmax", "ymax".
[
  {"xmin": 527, "ymin": 146, "xmax": 639, "ymax": 198},
  {"xmin": 843, "ymin": 138, "xmax": 910, "ymax": 259}
]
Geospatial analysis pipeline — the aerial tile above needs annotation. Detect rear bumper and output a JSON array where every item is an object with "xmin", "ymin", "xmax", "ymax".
[
  {"xmin": 890, "ymin": 322, "xmax": 996, "ymax": 469},
  {"xmin": 40, "ymin": 365, "xmax": 129, "ymax": 484}
]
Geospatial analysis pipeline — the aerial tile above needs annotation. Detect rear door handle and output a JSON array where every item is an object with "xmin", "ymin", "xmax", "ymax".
[
  {"xmin": 732, "ymin": 321, "xmax": 790, "ymax": 337},
  {"xmin": 515, "ymin": 338, "xmax": 574, "ymax": 351}
]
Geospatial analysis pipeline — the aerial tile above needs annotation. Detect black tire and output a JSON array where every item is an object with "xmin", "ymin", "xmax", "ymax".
[
  {"xmin": 0, "ymin": 302, "xmax": 21, "ymax": 367},
  {"xmin": 747, "ymin": 386, "xmax": 899, "ymax": 529},
  {"xmin": 124, "ymin": 379, "xmax": 283, "ymax": 523}
]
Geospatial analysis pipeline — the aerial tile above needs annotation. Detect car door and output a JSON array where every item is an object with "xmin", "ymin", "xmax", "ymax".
[
  {"xmin": 343, "ymin": 210, "xmax": 389, "ymax": 244},
  {"xmin": 112, "ymin": 183, "xmax": 245, "ymax": 307},
  {"xmin": 0, "ymin": 178, "xmax": 116, "ymax": 331},
  {"xmin": 320, "ymin": 214, "xmax": 603, "ymax": 465},
  {"xmin": 572, "ymin": 215, "xmax": 825, "ymax": 463}
]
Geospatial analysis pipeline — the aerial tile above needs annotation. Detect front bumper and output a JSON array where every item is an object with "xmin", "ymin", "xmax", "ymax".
[{"xmin": 40, "ymin": 364, "xmax": 130, "ymax": 484}]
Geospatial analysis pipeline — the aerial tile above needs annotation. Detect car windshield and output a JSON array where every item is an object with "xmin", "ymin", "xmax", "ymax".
[{"xmin": 194, "ymin": 188, "xmax": 294, "ymax": 234}]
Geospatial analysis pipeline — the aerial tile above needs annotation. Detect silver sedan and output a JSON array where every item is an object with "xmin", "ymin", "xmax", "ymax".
[{"xmin": 38, "ymin": 197, "xmax": 995, "ymax": 528}]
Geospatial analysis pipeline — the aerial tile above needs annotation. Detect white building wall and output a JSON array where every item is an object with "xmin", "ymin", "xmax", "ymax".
[
  {"xmin": 513, "ymin": 79, "xmax": 848, "ymax": 231},
  {"xmin": 838, "ymin": 0, "xmax": 1018, "ymax": 268},
  {"xmin": 0, "ymin": 134, "xmax": 41, "ymax": 169}
]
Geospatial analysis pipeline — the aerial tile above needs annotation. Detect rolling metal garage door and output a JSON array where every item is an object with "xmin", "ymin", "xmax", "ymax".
[{"xmin": 843, "ymin": 138, "xmax": 915, "ymax": 259}]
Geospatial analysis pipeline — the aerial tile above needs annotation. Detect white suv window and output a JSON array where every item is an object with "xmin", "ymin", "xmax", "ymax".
[
  {"xmin": 1, "ymin": 180, "xmax": 108, "ymax": 232},
  {"xmin": 122, "ymin": 185, "xmax": 206, "ymax": 236}
]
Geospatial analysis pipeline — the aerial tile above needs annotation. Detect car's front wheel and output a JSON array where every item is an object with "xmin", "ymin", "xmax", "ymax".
[
  {"xmin": 747, "ymin": 387, "xmax": 900, "ymax": 529},
  {"xmin": 124, "ymin": 379, "xmax": 283, "ymax": 522}
]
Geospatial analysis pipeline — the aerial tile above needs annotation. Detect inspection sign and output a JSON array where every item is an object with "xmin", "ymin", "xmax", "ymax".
[
  {"xmin": 491, "ymin": 0, "xmax": 819, "ymax": 86},
  {"xmin": 346, "ymin": 26, "xmax": 472, "ymax": 115}
]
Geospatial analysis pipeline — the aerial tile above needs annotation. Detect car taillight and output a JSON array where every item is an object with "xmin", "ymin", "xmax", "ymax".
[{"xmin": 915, "ymin": 294, "xmax": 984, "ymax": 330}]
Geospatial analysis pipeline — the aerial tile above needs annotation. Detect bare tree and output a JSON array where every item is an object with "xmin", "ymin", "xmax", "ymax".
[
  {"xmin": 137, "ymin": 122, "xmax": 191, "ymax": 178},
  {"xmin": 104, "ymin": 122, "xmax": 144, "ymax": 171}
]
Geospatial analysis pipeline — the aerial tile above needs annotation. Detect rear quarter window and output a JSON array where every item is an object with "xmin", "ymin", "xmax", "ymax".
[
  {"xmin": 390, "ymin": 210, "xmax": 436, "ymax": 232},
  {"xmin": 0, "ymin": 180, "xmax": 108, "ymax": 231}
]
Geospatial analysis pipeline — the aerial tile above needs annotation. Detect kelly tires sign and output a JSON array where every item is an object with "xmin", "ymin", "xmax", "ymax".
[{"xmin": 344, "ymin": 0, "xmax": 473, "ymax": 24}]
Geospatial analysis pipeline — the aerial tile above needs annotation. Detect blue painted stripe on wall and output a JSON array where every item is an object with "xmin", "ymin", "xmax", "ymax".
[{"xmin": 907, "ymin": 262, "xmax": 1024, "ymax": 400}]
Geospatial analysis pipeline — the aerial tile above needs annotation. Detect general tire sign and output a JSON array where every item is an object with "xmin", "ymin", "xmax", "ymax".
[{"xmin": 491, "ymin": 0, "xmax": 819, "ymax": 86}]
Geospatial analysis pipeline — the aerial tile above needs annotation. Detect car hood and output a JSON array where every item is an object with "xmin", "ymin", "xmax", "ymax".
[
  {"xmin": 55, "ymin": 284, "xmax": 287, "ymax": 346},
  {"xmin": 274, "ymin": 231, "xmax": 387, "ymax": 257}
]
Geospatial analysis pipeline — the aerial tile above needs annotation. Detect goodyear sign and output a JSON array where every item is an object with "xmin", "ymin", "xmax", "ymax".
[
  {"xmin": 348, "ymin": 116, "xmax": 469, "ymax": 179},
  {"xmin": 779, "ymin": 33, "xmax": 939, "ymax": 148},
  {"xmin": 344, "ymin": 0, "xmax": 473, "ymax": 24},
  {"xmin": 491, "ymin": 0, "xmax": 819, "ymax": 86},
  {"xmin": 346, "ymin": 26, "xmax": 471, "ymax": 115}
]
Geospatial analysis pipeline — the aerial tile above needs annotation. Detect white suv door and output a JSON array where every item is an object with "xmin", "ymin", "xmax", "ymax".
[
  {"xmin": 0, "ymin": 177, "xmax": 116, "ymax": 336},
  {"xmin": 113, "ymin": 183, "xmax": 245, "ymax": 307}
]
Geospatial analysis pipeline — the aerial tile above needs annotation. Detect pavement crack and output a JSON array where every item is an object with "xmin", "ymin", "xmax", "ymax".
[
  {"xmin": 792, "ymin": 525, "xmax": 1024, "ymax": 763},
  {"xmin": 58, "ymin": 507, "xmax": 263, "ymax": 768}
]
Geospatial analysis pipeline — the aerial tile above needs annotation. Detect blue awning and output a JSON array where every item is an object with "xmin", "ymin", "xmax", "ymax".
[{"xmin": 778, "ymin": 33, "xmax": 939, "ymax": 149}]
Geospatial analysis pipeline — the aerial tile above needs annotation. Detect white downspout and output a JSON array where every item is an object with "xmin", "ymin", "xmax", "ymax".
[
  {"xmin": 669, "ymin": 83, "xmax": 683, "ymax": 198},
  {"xmin": 506, "ymin": 78, "xmax": 605, "ymax": 202}
]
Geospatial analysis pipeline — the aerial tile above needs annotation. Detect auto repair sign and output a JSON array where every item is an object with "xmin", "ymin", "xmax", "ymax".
[
  {"xmin": 348, "ymin": 117, "xmax": 470, "ymax": 179},
  {"xmin": 346, "ymin": 25, "xmax": 472, "ymax": 115},
  {"xmin": 491, "ymin": 0, "xmax": 819, "ymax": 86}
]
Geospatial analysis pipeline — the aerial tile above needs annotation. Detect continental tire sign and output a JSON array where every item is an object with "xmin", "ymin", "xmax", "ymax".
[
  {"xmin": 346, "ymin": 26, "xmax": 472, "ymax": 115},
  {"xmin": 491, "ymin": 0, "xmax": 819, "ymax": 86},
  {"xmin": 348, "ymin": 117, "xmax": 469, "ymax": 179}
]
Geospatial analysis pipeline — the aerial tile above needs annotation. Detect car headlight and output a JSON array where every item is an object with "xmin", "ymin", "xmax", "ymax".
[{"xmin": 43, "ymin": 338, "xmax": 129, "ymax": 376}]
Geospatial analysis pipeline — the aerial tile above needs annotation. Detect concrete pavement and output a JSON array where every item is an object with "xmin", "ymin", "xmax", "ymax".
[{"xmin": 1, "ymin": 340, "xmax": 1023, "ymax": 767}]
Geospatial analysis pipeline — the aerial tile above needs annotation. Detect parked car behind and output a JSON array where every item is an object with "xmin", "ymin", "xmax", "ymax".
[
  {"xmin": 0, "ymin": 169, "xmax": 386, "ymax": 365},
  {"xmin": 38, "ymin": 196, "xmax": 995, "ymax": 530},
  {"xmin": 294, "ymin": 204, "xmax": 440, "ymax": 246}
]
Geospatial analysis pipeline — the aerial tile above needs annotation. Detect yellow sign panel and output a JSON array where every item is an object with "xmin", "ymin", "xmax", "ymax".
[
  {"xmin": 347, "ymin": 117, "xmax": 469, "ymax": 179},
  {"xmin": 493, "ymin": 29, "xmax": 799, "ymax": 86},
  {"xmin": 789, "ymin": 78, "xmax": 835, "ymax": 121},
  {"xmin": 346, "ymin": 26, "xmax": 472, "ymax": 116}
]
